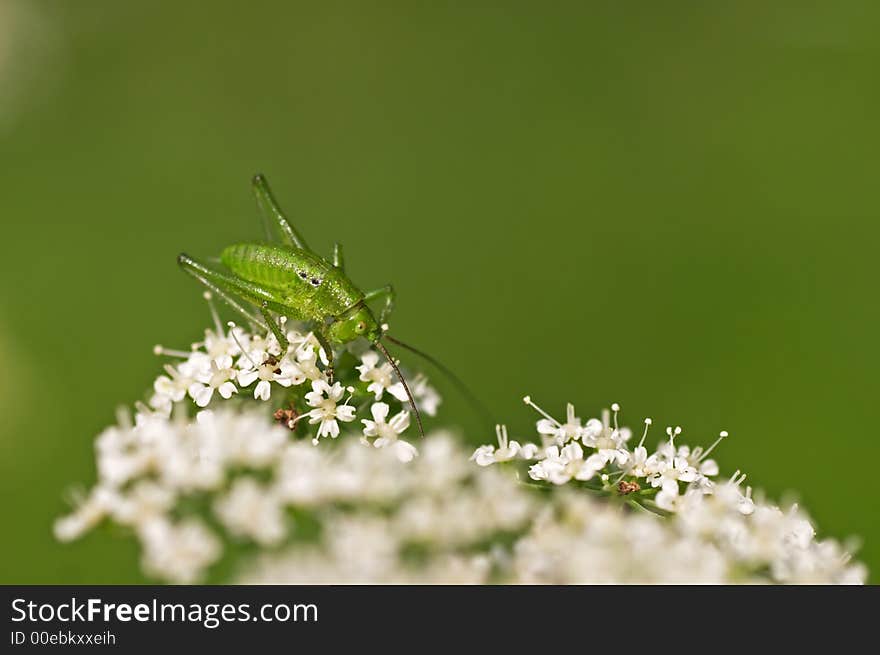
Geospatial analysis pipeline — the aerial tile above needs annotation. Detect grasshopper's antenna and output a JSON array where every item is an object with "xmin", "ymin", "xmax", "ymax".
[
  {"xmin": 375, "ymin": 340, "xmax": 425, "ymax": 438},
  {"xmin": 383, "ymin": 334, "xmax": 494, "ymax": 426}
]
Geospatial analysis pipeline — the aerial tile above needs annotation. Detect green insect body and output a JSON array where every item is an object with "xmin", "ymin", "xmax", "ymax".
[
  {"xmin": 219, "ymin": 243, "xmax": 380, "ymax": 345},
  {"xmin": 177, "ymin": 174, "xmax": 421, "ymax": 434}
]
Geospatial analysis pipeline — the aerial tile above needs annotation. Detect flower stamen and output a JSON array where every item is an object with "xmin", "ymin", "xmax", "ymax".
[
  {"xmin": 153, "ymin": 345, "xmax": 193, "ymax": 359},
  {"xmin": 611, "ymin": 402, "xmax": 620, "ymax": 432},
  {"xmin": 203, "ymin": 291, "xmax": 223, "ymax": 335},
  {"xmin": 638, "ymin": 418, "xmax": 653, "ymax": 449},
  {"xmin": 227, "ymin": 322, "xmax": 258, "ymax": 368},
  {"xmin": 666, "ymin": 425, "xmax": 682, "ymax": 449},
  {"xmin": 522, "ymin": 395, "xmax": 561, "ymax": 427},
  {"xmin": 699, "ymin": 430, "xmax": 729, "ymax": 462}
]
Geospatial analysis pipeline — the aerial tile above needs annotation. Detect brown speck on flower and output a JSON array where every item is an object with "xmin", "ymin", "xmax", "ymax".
[
  {"xmin": 273, "ymin": 407, "xmax": 299, "ymax": 430},
  {"xmin": 618, "ymin": 480, "xmax": 641, "ymax": 495},
  {"xmin": 264, "ymin": 355, "xmax": 282, "ymax": 374}
]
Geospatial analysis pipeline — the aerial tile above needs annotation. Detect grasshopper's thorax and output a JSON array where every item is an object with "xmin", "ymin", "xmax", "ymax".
[
  {"xmin": 326, "ymin": 306, "xmax": 381, "ymax": 345},
  {"xmin": 220, "ymin": 243, "xmax": 363, "ymax": 321}
]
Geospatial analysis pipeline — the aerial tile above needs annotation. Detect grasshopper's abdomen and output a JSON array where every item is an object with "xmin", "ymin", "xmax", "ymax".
[
  {"xmin": 220, "ymin": 243, "xmax": 363, "ymax": 320},
  {"xmin": 221, "ymin": 243, "xmax": 303, "ymax": 288}
]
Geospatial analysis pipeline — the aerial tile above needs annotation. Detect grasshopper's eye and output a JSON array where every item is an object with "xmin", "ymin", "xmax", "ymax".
[{"xmin": 356, "ymin": 321, "xmax": 366, "ymax": 333}]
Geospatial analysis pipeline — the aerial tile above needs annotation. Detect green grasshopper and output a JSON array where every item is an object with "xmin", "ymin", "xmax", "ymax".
[{"xmin": 177, "ymin": 174, "xmax": 429, "ymax": 435}]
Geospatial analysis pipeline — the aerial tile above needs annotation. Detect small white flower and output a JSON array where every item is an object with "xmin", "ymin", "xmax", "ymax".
[
  {"xmin": 213, "ymin": 478, "xmax": 287, "ymax": 546},
  {"xmin": 294, "ymin": 333, "xmax": 330, "ymax": 366},
  {"xmin": 471, "ymin": 425, "xmax": 520, "ymax": 466},
  {"xmin": 698, "ymin": 458, "xmax": 720, "ymax": 477},
  {"xmin": 535, "ymin": 402, "xmax": 586, "ymax": 446},
  {"xmin": 138, "ymin": 517, "xmax": 222, "ymax": 584},
  {"xmin": 471, "ymin": 425, "xmax": 539, "ymax": 466},
  {"xmin": 362, "ymin": 402, "xmax": 417, "ymax": 462},
  {"xmin": 649, "ymin": 456, "xmax": 699, "ymax": 494},
  {"xmin": 187, "ymin": 357, "xmax": 238, "ymax": 408},
  {"xmin": 150, "ymin": 361, "xmax": 198, "ymax": 409},
  {"xmin": 238, "ymin": 353, "xmax": 305, "ymax": 401},
  {"xmin": 53, "ymin": 486, "xmax": 117, "ymax": 542},
  {"xmin": 627, "ymin": 445, "xmax": 650, "ymax": 478},
  {"xmin": 412, "ymin": 375, "xmax": 441, "ymax": 417},
  {"xmin": 584, "ymin": 424, "xmax": 632, "ymax": 468},
  {"xmin": 153, "ymin": 374, "xmax": 186, "ymax": 404},
  {"xmin": 197, "ymin": 324, "xmax": 241, "ymax": 361},
  {"xmin": 582, "ymin": 418, "xmax": 604, "ymax": 442},
  {"xmin": 716, "ymin": 473, "xmax": 756, "ymax": 516},
  {"xmin": 672, "ymin": 434, "xmax": 726, "ymax": 479},
  {"xmin": 305, "ymin": 380, "xmax": 356, "ymax": 439},
  {"xmin": 108, "ymin": 481, "xmax": 177, "ymax": 526},
  {"xmin": 656, "ymin": 484, "xmax": 687, "ymax": 511},
  {"xmin": 356, "ymin": 351, "xmax": 408, "ymax": 402},
  {"xmin": 292, "ymin": 346, "xmax": 328, "ymax": 382},
  {"xmin": 234, "ymin": 336, "xmax": 269, "ymax": 372},
  {"xmin": 470, "ymin": 445, "xmax": 497, "ymax": 467},
  {"xmin": 528, "ymin": 443, "xmax": 604, "ymax": 485}
]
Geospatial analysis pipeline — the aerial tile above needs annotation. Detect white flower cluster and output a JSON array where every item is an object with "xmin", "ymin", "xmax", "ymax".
[
  {"xmin": 468, "ymin": 396, "xmax": 866, "ymax": 583},
  {"xmin": 473, "ymin": 397, "xmax": 732, "ymax": 512},
  {"xmin": 54, "ymin": 411, "xmax": 533, "ymax": 583},
  {"xmin": 246, "ymin": 482, "xmax": 865, "ymax": 584},
  {"xmin": 146, "ymin": 294, "xmax": 438, "ymax": 458},
  {"xmin": 56, "ymin": 407, "xmax": 865, "ymax": 584},
  {"xmin": 52, "ymin": 291, "xmax": 866, "ymax": 584},
  {"xmin": 240, "ymin": 435, "xmax": 866, "ymax": 584},
  {"xmin": 513, "ymin": 489, "xmax": 865, "ymax": 584}
]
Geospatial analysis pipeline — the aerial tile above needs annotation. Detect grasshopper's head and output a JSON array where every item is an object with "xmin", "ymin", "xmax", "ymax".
[{"xmin": 327, "ymin": 306, "xmax": 382, "ymax": 344}]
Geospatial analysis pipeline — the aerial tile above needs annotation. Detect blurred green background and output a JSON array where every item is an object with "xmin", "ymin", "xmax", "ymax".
[{"xmin": 1, "ymin": 1, "xmax": 878, "ymax": 583}]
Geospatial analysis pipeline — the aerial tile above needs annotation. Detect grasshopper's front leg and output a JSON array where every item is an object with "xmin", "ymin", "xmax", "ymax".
[
  {"xmin": 313, "ymin": 330, "xmax": 336, "ymax": 382},
  {"xmin": 364, "ymin": 284, "xmax": 396, "ymax": 326},
  {"xmin": 260, "ymin": 302, "xmax": 289, "ymax": 354}
]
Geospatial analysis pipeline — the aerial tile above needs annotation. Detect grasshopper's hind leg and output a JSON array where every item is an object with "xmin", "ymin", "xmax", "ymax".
[
  {"xmin": 178, "ymin": 254, "xmax": 266, "ymax": 331},
  {"xmin": 332, "ymin": 242, "xmax": 344, "ymax": 270},
  {"xmin": 251, "ymin": 174, "xmax": 310, "ymax": 251},
  {"xmin": 364, "ymin": 284, "xmax": 396, "ymax": 325}
]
